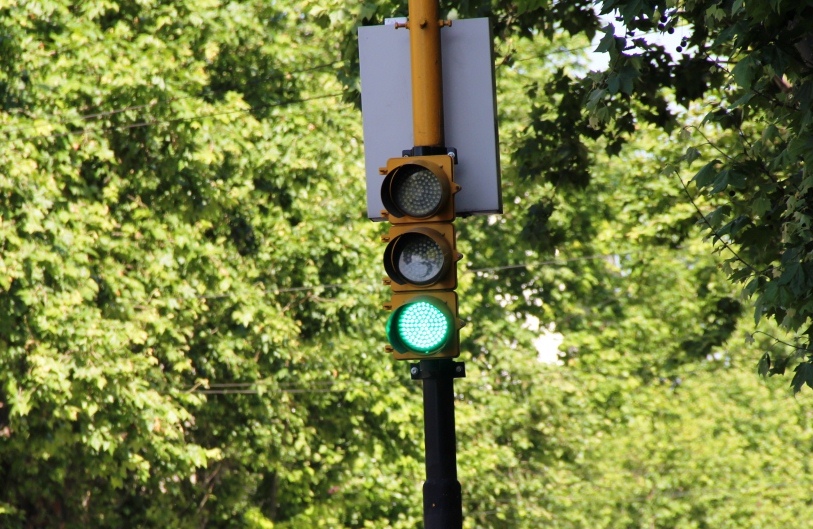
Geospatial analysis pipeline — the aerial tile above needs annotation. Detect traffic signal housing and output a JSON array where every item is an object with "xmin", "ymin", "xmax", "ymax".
[
  {"xmin": 385, "ymin": 291, "xmax": 459, "ymax": 360},
  {"xmin": 380, "ymin": 154, "xmax": 462, "ymax": 360},
  {"xmin": 383, "ymin": 224, "xmax": 457, "ymax": 291},
  {"xmin": 380, "ymin": 155, "xmax": 457, "ymax": 223}
]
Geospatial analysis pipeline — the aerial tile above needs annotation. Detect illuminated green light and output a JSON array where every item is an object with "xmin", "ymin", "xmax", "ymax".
[{"xmin": 387, "ymin": 297, "xmax": 453, "ymax": 354}]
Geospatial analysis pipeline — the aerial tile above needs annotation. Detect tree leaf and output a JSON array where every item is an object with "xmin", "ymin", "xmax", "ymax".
[
  {"xmin": 757, "ymin": 352, "xmax": 770, "ymax": 377},
  {"xmin": 790, "ymin": 362, "xmax": 813, "ymax": 394},
  {"xmin": 731, "ymin": 55, "xmax": 757, "ymax": 89},
  {"xmin": 691, "ymin": 160, "xmax": 721, "ymax": 187},
  {"xmin": 595, "ymin": 24, "xmax": 616, "ymax": 53},
  {"xmin": 685, "ymin": 146, "xmax": 701, "ymax": 164}
]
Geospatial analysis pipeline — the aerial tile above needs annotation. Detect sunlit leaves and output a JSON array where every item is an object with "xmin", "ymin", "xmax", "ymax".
[
  {"xmin": 4, "ymin": 1, "xmax": 813, "ymax": 528},
  {"xmin": 576, "ymin": 0, "xmax": 813, "ymax": 387},
  {"xmin": 0, "ymin": 0, "xmax": 385, "ymax": 526}
]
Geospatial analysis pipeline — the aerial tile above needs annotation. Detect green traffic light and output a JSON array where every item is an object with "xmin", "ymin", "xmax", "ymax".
[{"xmin": 386, "ymin": 296, "xmax": 454, "ymax": 354}]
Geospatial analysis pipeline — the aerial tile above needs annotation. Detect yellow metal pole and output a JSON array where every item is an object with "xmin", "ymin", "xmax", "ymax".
[{"xmin": 408, "ymin": 0, "xmax": 449, "ymax": 148}]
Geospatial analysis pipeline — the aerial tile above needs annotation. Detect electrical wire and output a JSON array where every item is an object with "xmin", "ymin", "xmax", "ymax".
[
  {"xmin": 0, "ymin": 26, "xmax": 678, "ymax": 141},
  {"xmin": 466, "ymin": 479, "xmax": 813, "ymax": 518},
  {"xmin": 0, "ymin": 60, "xmax": 344, "ymax": 136},
  {"xmin": 117, "ymin": 250, "xmax": 661, "ymax": 306},
  {"xmin": 118, "ymin": 248, "xmax": 708, "ymax": 307},
  {"xmin": 186, "ymin": 363, "xmax": 736, "ymax": 395},
  {"xmin": 0, "ymin": 25, "xmax": 684, "ymax": 145},
  {"xmin": 1, "ymin": 20, "xmax": 690, "ymax": 136},
  {"xmin": 468, "ymin": 251, "xmax": 641, "ymax": 274},
  {"xmin": 507, "ymin": 28, "xmax": 674, "ymax": 65},
  {"xmin": 0, "ymin": 92, "xmax": 346, "ymax": 145}
]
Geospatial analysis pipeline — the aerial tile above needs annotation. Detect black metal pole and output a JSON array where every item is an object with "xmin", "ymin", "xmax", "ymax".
[{"xmin": 412, "ymin": 359, "xmax": 464, "ymax": 529}]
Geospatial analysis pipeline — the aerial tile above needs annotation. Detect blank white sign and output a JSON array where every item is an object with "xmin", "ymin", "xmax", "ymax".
[{"xmin": 358, "ymin": 18, "xmax": 502, "ymax": 221}]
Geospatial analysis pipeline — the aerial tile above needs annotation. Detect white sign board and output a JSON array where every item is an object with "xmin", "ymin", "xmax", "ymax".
[{"xmin": 358, "ymin": 18, "xmax": 502, "ymax": 221}]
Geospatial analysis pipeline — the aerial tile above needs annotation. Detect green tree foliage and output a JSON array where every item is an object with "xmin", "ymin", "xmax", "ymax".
[
  {"xmin": 452, "ymin": 29, "xmax": 813, "ymax": 523},
  {"xmin": 3, "ymin": 0, "xmax": 813, "ymax": 528},
  {"xmin": 0, "ymin": 1, "xmax": 398, "ymax": 526},
  {"xmin": 470, "ymin": 0, "xmax": 813, "ymax": 386},
  {"xmin": 593, "ymin": 0, "xmax": 813, "ymax": 391}
]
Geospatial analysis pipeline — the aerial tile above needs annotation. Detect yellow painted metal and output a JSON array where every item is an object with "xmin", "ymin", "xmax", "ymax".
[{"xmin": 408, "ymin": 0, "xmax": 446, "ymax": 147}]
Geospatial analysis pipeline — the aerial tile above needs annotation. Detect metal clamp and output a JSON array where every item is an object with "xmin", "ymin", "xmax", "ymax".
[
  {"xmin": 410, "ymin": 360, "xmax": 465, "ymax": 380},
  {"xmin": 401, "ymin": 146, "xmax": 459, "ymax": 163}
]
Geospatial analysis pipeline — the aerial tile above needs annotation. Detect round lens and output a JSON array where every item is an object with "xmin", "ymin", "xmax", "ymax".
[
  {"xmin": 396, "ymin": 300, "xmax": 452, "ymax": 352},
  {"xmin": 392, "ymin": 168, "xmax": 443, "ymax": 217},
  {"xmin": 397, "ymin": 234, "xmax": 445, "ymax": 285}
]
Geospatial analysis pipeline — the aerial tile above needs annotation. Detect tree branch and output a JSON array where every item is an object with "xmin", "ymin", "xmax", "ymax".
[{"xmin": 674, "ymin": 169, "xmax": 759, "ymax": 274}]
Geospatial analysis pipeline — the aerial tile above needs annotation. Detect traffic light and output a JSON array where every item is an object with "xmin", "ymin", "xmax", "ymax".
[
  {"xmin": 380, "ymin": 155, "xmax": 455, "ymax": 223},
  {"xmin": 383, "ymin": 224, "xmax": 456, "ymax": 291},
  {"xmin": 380, "ymin": 154, "xmax": 462, "ymax": 360}
]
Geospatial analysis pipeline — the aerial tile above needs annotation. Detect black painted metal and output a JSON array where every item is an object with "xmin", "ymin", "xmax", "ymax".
[{"xmin": 412, "ymin": 359, "xmax": 464, "ymax": 529}]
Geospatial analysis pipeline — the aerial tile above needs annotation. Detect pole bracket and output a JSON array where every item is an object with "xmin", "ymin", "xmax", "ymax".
[
  {"xmin": 402, "ymin": 146, "xmax": 458, "ymax": 163},
  {"xmin": 410, "ymin": 359, "xmax": 465, "ymax": 380}
]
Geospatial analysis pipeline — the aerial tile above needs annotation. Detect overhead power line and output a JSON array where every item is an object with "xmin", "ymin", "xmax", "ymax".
[
  {"xmin": 0, "ymin": 59, "xmax": 344, "ymax": 136},
  {"xmin": 117, "ymin": 248, "xmax": 711, "ymax": 308},
  {"xmin": 187, "ymin": 363, "xmax": 735, "ymax": 395},
  {"xmin": 0, "ymin": 92, "xmax": 346, "ymax": 145}
]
